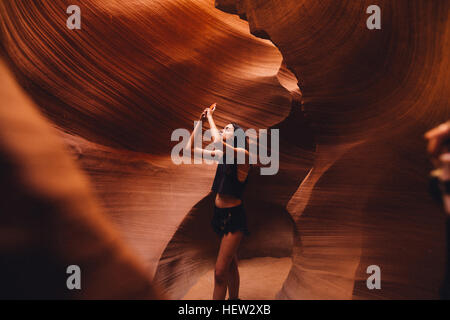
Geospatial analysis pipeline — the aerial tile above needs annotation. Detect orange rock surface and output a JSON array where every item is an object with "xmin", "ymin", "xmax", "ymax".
[{"xmin": 0, "ymin": 0, "xmax": 448, "ymax": 299}]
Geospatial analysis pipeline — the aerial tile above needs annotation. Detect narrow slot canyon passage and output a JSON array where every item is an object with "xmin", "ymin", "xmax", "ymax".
[
  {"xmin": 0, "ymin": 0, "xmax": 448, "ymax": 300},
  {"xmin": 152, "ymin": 21, "xmax": 315, "ymax": 300}
]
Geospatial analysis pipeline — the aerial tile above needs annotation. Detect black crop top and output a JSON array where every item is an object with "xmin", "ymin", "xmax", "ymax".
[{"xmin": 211, "ymin": 154, "xmax": 249, "ymax": 199}]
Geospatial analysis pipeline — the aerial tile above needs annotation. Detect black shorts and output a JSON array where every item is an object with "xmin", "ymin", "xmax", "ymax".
[{"xmin": 211, "ymin": 203, "xmax": 250, "ymax": 237}]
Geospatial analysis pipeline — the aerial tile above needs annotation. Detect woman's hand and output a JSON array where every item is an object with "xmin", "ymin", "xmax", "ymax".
[
  {"xmin": 200, "ymin": 103, "xmax": 216, "ymax": 120},
  {"xmin": 425, "ymin": 121, "xmax": 450, "ymax": 156},
  {"xmin": 206, "ymin": 103, "xmax": 216, "ymax": 119},
  {"xmin": 425, "ymin": 120, "xmax": 450, "ymax": 167},
  {"xmin": 200, "ymin": 108, "xmax": 208, "ymax": 120}
]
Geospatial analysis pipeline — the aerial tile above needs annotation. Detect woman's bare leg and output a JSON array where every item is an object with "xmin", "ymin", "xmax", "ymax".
[
  {"xmin": 213, "ymin": 231, "xmax": 243, "ymax": 300},
  {"xmin": 227, "ymin": 254, "xmax": 240, "ymax": 299}
]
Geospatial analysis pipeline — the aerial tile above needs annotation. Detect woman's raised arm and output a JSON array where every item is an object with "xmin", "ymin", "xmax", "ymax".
[
  {"xmin": 206, "ymin": 109, "xmax": 222, "ymax": 143},
  {"xmin": 183, "ymin": 108, "xmax": 223, "ymax": 160},
  {"xmin": 183, "ymin": 114, "xmax": 203, "ymax": 154}
]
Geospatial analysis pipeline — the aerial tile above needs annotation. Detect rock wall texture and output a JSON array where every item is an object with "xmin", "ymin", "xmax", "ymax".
[
  {"xmin": 216, "ymin": 0, "xmax": 450, "ymax": 299},
  {"xmin": 0, "ymin": 0, "xmax": 449, "ymax": 299},
  {"xmin": 0, "ymin": 59, "xmax": 164, "ymax": 299}
]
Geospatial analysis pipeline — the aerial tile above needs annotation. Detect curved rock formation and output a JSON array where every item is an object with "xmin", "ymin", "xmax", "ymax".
[
  {"xmin": 0, "ymin": 59, "xmax": 163, "ymax": 299},
  {"xmin": 0, "ymin": 0, "xmax": 449, "ymax": 299},
  {"xmin": 216, "ymin": 0, "xmax": 450, "ymax": 299}
]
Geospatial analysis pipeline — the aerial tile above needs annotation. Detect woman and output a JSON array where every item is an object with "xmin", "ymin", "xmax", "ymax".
[{"xmin": 184, "ymin": 105, "xmax": 251, "ymax": 300}]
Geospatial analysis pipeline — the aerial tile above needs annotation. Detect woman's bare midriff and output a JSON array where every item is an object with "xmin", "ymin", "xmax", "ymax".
[{"xmin": 215, "ymin": 193, "xmax": 242, "ymax": 208}]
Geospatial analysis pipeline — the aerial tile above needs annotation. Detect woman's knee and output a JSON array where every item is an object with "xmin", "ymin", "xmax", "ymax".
[{"xmin": 214, "ymin": 265, "xmax": 229, "ymax": 284}]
